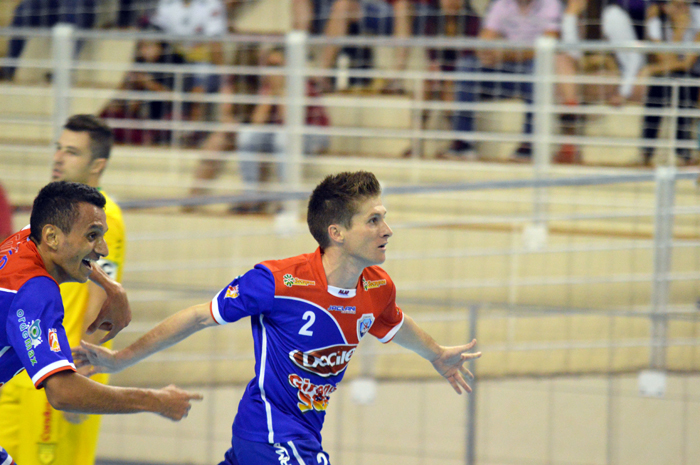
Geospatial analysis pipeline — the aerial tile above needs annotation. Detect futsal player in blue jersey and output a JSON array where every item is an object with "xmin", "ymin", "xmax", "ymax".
[
  {"xmin": 75, "ymin": 171, "xmax": 482, "ymax": 465},
  {"xmin": 0, "ymin": 182, "xmax": 202, "ymax": 465}
]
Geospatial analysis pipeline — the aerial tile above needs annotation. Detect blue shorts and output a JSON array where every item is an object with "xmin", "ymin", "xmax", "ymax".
[
  {"xmin": 1, "ymin": 445, "xmax": 15, "ymax": 465},
  {"xmin": 219, "ymin": 434, "xmax": 331, "ymax": 465}
]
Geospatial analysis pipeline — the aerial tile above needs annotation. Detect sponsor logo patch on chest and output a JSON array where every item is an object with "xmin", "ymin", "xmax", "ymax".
[
  {"xmin": 289, "ymin": 344, "xmax": 357, "ymax": 377},
  {"xmin": 328, "ymin": 305, "xmax": 356, "ymax": 314},
  {"xmin": 283, "ymin": 273, "xmax": 316, "ymax": 287},
  {"xmin": 362, "ymin": 277, "xmax": 386, "ymax": 291}
]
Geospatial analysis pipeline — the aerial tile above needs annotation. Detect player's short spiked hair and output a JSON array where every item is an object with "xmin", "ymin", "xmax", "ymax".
[
  {"xmin": 307, "ymin": 171, "xmax": 382, "ymax": 249},
  {"xmin": 64, "ymin": 114, "xmax": 114, "ymax": 161},
  {"xmin": 30, "ymin": 181, "xmax": 106, "ymax": 244}
]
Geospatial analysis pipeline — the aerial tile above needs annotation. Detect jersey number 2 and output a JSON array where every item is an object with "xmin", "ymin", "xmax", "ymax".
[{"xmin": 299, "ymin": 311, "xmax": 315, "ymax": 336}]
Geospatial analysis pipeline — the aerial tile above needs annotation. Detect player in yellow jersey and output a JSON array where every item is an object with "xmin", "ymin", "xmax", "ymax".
[{"xmin": 0, "ymin": 114, "xmax": 125, "ymax": 465}]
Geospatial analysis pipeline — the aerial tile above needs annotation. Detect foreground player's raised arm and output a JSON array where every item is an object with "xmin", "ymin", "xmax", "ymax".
[
  {"xmin": 392, "ymin": 314, "xmax": 482, "ymax": 394},
  {"xmin": 44, "ymin": 370, "xmax": 202, "ymax": 421},
  {"xmin": 74, "ymin": 302, "xmax": 217, "ymax": 375}
]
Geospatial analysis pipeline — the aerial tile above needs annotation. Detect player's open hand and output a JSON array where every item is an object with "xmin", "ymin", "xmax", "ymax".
[
  {"xmin": 154, "ymin": 385, "xmax": 203, "ymax": 421},
  {"xmin": 73, "ymin": 340, "xmax": 124, "ymax": 375},
  {"xmin": 431, "ymin": 339, "xmax": 481, "ymax": 394}
]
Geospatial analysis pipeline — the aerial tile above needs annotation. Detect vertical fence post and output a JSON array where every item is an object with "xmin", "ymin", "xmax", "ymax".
[
  {"xmin": 282, "ymin": 31, "xmax": 307, "ymax": 221},
  {"xmin": 171, "ymin": 71, "xmax": 185, "ymax": 147},
  {"xmin": 650, "ymin": 166, "xmax": 675, "ymax": 369},
  {"xmin": 532, "ymin": 36, "xmax": 555, "ymax": 225},
  {"xmin": 466, "ymin": 305, "xmax": 479, "ymax": 465},
  {"xmin": 666, "ymin": 81, "xmax": 680, "ymax": 167},
  {"xmin": 52, "ymin": 24, "xmax": 74, "ymax": 138}
]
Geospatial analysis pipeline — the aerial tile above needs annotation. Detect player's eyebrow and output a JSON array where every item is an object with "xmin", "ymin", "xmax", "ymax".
[{"xmin": 86, "ymin": 223, "xmax": 107, "ymax": 235}]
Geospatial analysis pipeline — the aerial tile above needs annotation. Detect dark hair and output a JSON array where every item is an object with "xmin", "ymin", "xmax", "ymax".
[
  {"xmin": 30, "ymin": 181, "xmax": 106, "ymax": 244},
  {"xmin": 307, "ymin": 171, "xmax": 382, "ymax": 249},
  {"xmin": 64, "ymin": 114, "xmax": 114, "ymax": 161}
]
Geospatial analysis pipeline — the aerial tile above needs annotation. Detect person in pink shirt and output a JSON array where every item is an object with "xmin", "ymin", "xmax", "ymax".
[{"xmin": 450, "ymin": 0, "xmax": 577, "ymax": 162}]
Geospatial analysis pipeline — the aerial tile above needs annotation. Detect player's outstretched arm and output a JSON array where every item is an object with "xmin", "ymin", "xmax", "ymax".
[
  {"xmin": 74, "ymin": 302, "xmax": 217, "ymax": 375},
  {"xmin": 391, "ymin": 314, "xmax": 481, "ymax": 394},
  {"xmin": 87, "ymin": 262, "xmax": 132, "ymax": 343},
  {"xmin": 44, "ymin": 370, "xmax": 202, "ymax": 421}
]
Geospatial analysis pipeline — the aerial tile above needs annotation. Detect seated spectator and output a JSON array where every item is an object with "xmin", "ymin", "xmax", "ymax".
[
  {"xmin": 639, "ymin": 0, "xmax": 700, "ymax": 165},
  {"xmin": 295, "ymin": 0, "xmax": 414, "ymax": 93},
  {"xmin": 101, "ymin": 30, "xmax": 188, "ymax": 145},
  {"xmin": 449, "ymin": 0, "xmax": 571, "ymax": 161},
  {"xmin": 235, "ymin": 48, "xmax": 329, "ymax": 212},
  {"xmin": 0, "ymin": 0, "xmax": 96, "ymax": 81},
  {"xmin": 417, "ymin": 0, "xmax": 481, "ymax": 159},
  {"xmin": 600, "ymin": 0, "xmax": 649, "ymax": 105},
  {"xmin": 0, "ymin": 181, "xmax": 12, "ymax": 242},
  {"xmin": 150, "ymin": 0, "xmax": 227, "ymax": 136},
  {"xmin": 189, "ymin": 47, "xmax": 330, "ymax": 213},
  {"xmin": 188, "ymin": 45, "xmax": 262, "ymax": 200}
]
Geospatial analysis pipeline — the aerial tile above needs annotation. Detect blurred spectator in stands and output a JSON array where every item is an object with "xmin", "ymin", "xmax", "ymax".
[
  {"xmin": 294, "ymin": 0, "xmax": 414, "ymax": 93},
  {"xmin": 448, "ymin": 0, "xmax": 568, "ymax": 161},
  {"xmin": 0, "ymin": 0, "xmax": 96, "ymax": 81},
  {"xmin": 601, "ymin": 0, "xmax": 649, "ymax": 106},
  {"xmin": 188, "ymin": 47, "xmax": 330, "ymax": 214},
  {"xmin": 234, "ymin": 47, "xmax": 329, "ymax": 212},
  {"xmin": 188, "ymin": 45, "xmax": 261, "ymax": 202},
  {"xmin": 101, "ymin": 25, "xmax": 188, "ymax": 145},
  {"xmin": 0, "ymin": 182, "xmax": 13, "ymax": 242},
  {"xmin": 150, "ymin": 0, "xmax": 227, "ymax": 142},
  {"xmin": 639, "ymin": 0, "xmax": 700, "ymax": 166},
  {"xmin": 115, "ymin": 0, "xmax": 159, "ymax": 28},
  {"xmin": 403, "ymin": 0, "xmax": 481, "ymax": 158}
]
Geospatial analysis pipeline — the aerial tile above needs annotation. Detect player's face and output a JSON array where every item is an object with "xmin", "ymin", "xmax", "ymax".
[
  {"xmin": 54, "ymin": 202, "xmax": 108, "ymax": 283},
  {"xmin": 340, "ymin": 196, "xmax": 393, "ymax": 268},
  {"xmin": 52, "ymin": 130, "xmax": 95, "ymax": 184}
]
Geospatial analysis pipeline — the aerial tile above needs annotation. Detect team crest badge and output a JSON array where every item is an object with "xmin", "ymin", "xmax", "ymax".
[
  {"xmin": 224, "ymin": 285, "xmax": 239, "ymax": 299},
  {"xmin": 48, "ymin": 329, "xmax": 60, "ymax": 352},
  {"xmin": 357, "ymin": 314, "xmax": 375, "ymax": 339}
]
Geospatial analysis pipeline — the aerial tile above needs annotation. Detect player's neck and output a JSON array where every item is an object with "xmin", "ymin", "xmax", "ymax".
[
  {"xmin": 34, "ymin": 241, "xmax": 68, "ymax": 284},
  {"xmin": 321, "ymin": 249, "xmax": 363, "ymax": 290}
]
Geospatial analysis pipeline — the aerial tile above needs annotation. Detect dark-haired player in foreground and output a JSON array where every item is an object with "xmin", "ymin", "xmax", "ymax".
[
  {"xmin": 0, "ymin": 182, "xmax": 201, "ymax": 465},
  {"xmin": 0, "ymin": 114, "xmax": 128, "ymax": 465},
  {"xmin": 76, "ymin": 171, "xmax": 481, "ymax": 464}
]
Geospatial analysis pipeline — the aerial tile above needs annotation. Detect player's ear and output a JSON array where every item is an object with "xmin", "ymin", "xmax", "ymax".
[
  {"xmin": 43, "ymin": 224, "xmax": 60, "ymax": 251},
  {"xmin": 328, "ymin": 224, "xmax": 344, "ymax": 244},
  {"xmin": 89, "ymin": 157, "xmax": 107, "ymax": 177}
]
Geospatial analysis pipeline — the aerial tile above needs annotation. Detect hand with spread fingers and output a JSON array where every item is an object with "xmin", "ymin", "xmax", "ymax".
[
  {"xmin": 430, "ymin": 340, "xmax": 481, "ymax": 394},
  {"xmin": 73, "ymin": 340, "xmax": 125, "ymax": 376}
]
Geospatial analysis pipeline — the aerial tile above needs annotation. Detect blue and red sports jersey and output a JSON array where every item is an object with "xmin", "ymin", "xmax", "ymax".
[
  {"xmin": 0, "ymin": 228, "xmax": 75, "ymax": 388},
  {"xmin": 210, "ymin": 248, "xmax": 404, "ymax": 444}
]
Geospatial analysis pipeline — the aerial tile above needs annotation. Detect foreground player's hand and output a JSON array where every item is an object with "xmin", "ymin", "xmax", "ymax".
[
  {"xmin": 87, "ymin": 265, "xmax": 132, "ymax": 343},
  {"xmin": 63, "ymin": 412, "xmax": 87, "ymax": 424},
  {"xmin": 154, "ymin": 385, "xmax": 203, "ymax": 421},
  {"xmin": 431, "ymin": 339, "xmax": 481, "ymax": 394},
  {"xmin": 73, "ymin": 341, "xmax": 123, "ymax": 375}
]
